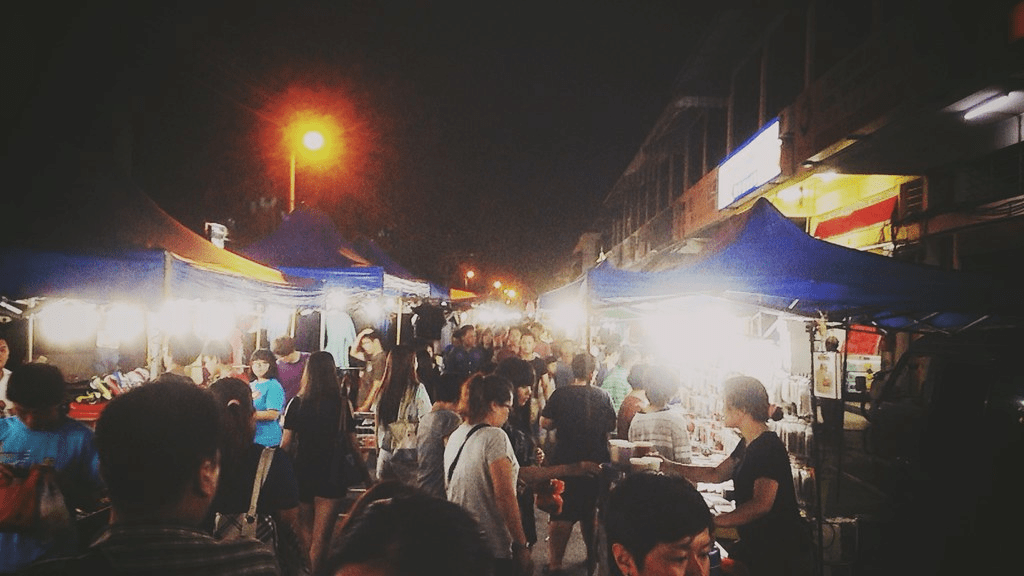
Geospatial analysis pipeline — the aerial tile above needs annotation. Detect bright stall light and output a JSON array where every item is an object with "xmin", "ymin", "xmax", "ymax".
[
  {"xmin": 640, "ymin": 297, "xmax": 788, "ymax": 391},
  {"xmin": 326, "ymin": 290, "xmax": 350, "ymax": 310},
  {"xmin": 475, "ymin": 306, "xmax": 495, "ymax": 325},
  {"xmin": 642, "ymin": 298, "xmax": 746, "ymax": 369},
  {"xmin": 103, "ymin": 303, "xmax": 145, "ymax": 341},
  {"xmin": 776, "ymin": 186, "xmax": 804, "ymax": 203},
  {"xmin": 194, "ymin": 301, "xmax": 236, "ymax": 342},
  {"xmin": 155, "ymin": 300, "xmax": 194, "ymax": 337},
  {"xmin": 233, "ymin": 300, "xmax": 255, "ymax": 315},
  {"xmin": 547, "ymin": 302, "xmax": 587, "ymax": 337},
  {"xmin": 363, "ymin": 299, "xmax": 384, "ymax": 322},
  {"xmin": 264, "ymin": 305, "xmax": 294, "ymax": 342},
  {"xmin": 964, "ymin": 93, "xmax": 1013, "ymax": 120},
  {"xmin": 472, "ymin": 303, "xmax": 522, "ymax": 326},
  {"xmin": 38, "ymin": 300, "xmax": 100, "ymax": 345}
]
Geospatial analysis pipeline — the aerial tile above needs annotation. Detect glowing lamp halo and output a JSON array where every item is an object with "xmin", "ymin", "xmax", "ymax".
[{"xmin": 302, "ymin": 130, "xmax": 325, "ymax": 151}]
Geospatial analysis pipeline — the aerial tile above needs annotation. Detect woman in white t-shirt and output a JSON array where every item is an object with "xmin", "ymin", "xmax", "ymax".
[{"xmin": 444, "ymin": 374, "xmax": 533, "ymax": 576}]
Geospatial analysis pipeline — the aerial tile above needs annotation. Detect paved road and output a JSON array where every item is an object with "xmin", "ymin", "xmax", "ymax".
[{"xmin": 529, "ymin": 508, "xmax": 606, "ymax": 576}]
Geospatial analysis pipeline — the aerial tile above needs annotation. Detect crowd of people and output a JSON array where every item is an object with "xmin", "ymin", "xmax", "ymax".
[{"xmin": 0, "ymin": 323, "xmax": 812, "ymax": 576}]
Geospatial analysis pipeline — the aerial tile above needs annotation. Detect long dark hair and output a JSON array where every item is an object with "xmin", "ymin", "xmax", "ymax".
[
  {"xmin": 209, "ymin": 377, "xmax": 255, "ymax": 470},
  {"xmin": 298, "ymin": 351, "xmax": 342, "ymax": 404},
  {"xmin": 376, "ymin": 345, "xmax": 419, "ymax": 427}
]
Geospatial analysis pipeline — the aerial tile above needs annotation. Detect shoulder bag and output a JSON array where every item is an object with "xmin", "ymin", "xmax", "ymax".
[
  {"xmin": 384, "ymin": 387, "xmax": 421, "ymax": 481},
  {"xmin": 330, "ymin": 398, "xmax": 371, "ymax": 488},
  {"xmin": 386, "ymin": 387, "xmax": 420, "ymax": 452},
  {"xmin": 446, "ymin": 423, "xmax": 490, "ymax": 484},
  {"xmin": 214, "ymin": 447, "xmax": 277, "ymax": 548}
]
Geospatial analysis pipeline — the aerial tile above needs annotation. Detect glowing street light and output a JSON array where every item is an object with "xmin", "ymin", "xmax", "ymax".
[
  {"xmin": 303, "ymin": 130, "xmax": 325, "ymax": 151},
  {"xmin": 465, "ymin": 270, "xmax": 475, "ymax": 289},
  {"xmin": 291, "ymin": 129, "xmax": 326, "ymax": 213},
  {"xmin": 493, "ymin": 280, "xmax": 502, "ymax": 290}
]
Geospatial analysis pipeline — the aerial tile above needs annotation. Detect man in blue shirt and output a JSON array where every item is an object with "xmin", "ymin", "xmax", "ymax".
[
  {"xmin": 443, "ymin": 324, "xmax": 484, "ymax": 377},
  {"xmin": 0, "ymin": 364, "xmax": 104, "ymax": 573}
]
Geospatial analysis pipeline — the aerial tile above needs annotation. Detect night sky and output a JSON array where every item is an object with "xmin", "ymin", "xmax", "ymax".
[{"xmin": 4, "ymin": 2, "xmax": 718, "ymax": 295}]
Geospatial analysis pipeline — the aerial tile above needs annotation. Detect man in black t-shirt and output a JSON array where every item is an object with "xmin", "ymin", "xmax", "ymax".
[{"xmin": 540, "ymin": 353, "xmax": 615, "ymax": 575}]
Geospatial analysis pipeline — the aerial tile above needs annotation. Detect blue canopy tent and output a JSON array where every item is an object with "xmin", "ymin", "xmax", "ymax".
[
  {"xmin": 240, "ymin": 207, "xmax": 372, "ymax": 270},
  {"xmin": 235, "ymin": 207, "xmax": 452, "ymax": 350},
  {"xmin": 236, "ymin": 208, "xmax": 447, "ymax": 299},
  {"xmin": 352, "ymin": 236, "xmax": 450, "ymax": 299},
  {"xmin": 0, "ymin": 191, "xmax": 322, "ymax": 308},
  {"xmin": 540, "ymin": 198, "xmax": 1015, "ymax": 333},
  {"xmin": 0, "ymin": 188, "xmax": 324, "ymax": 376},
  {"xmin": 0, "ymin": 247, "xmax": 322, "ymax": 308}
]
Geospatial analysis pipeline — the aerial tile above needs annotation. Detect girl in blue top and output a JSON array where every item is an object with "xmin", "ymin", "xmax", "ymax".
[{"xmin": 249, "ymin": 349, "xmax": 285, "ymax": 447}]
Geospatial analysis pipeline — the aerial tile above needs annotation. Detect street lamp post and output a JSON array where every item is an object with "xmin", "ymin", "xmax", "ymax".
[{"xmin": 289, "ymin": 130, "xmax": 325, "ymax": 213}]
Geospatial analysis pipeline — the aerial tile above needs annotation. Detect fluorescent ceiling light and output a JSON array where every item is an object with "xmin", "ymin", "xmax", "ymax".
[{"xmin": 964, "ymin": 93, "xmax": 1012, "ymax": 120}]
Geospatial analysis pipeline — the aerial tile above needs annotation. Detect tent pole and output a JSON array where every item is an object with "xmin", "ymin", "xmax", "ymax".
[
  {"xmin": 160, "ymin": 251, "xmax": 173, "ymax": 377},
  {"xmin": 807, "ymin": 320, "xmax": 824, "ymax": 576},
  {"xmin": 146, "ymin": 311, "xmax": 159, "ymax": 381},
  {"xmin": 255, "ymin": 306, "xmax": 263, "ymax": 350},
  {"xmin": 320, "ymin": 303, "xmax": 327, "ymax": 351},
  {"xmin": 27, "ymin": 313, "xmax": 34, "ymax": 363},
  {"xmin": 836, "ymin": 322, "xmax": 850, "ymax": 501},
  {"xmin": 396, "ymin": 297, "xmax": 403, "ymax": 345},
  {"xmin": 584, "ymin": 276, "xmax": 592, "ymax": 354}
]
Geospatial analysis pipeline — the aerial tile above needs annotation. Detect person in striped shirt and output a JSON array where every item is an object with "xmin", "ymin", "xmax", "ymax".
[{"xmin": 628, "ymin": 365, "xmax": 693, "ymax": 465}]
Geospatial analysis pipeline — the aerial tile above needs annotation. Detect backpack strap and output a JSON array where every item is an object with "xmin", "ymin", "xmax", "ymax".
[
  {"xmin": 245, "ymin": 447, "xmax": 275, "ymax": 537},
  {"xmin": 446, "ymin": 423, "xmax": 489, "ymax": 484}
]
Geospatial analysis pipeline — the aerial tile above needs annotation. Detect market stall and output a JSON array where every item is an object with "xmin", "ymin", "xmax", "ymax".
[
  {"xmin": 538, "ymin": 197, "xmax": 1017, "ymax": 573},
  {"xmin": 0, "ymin": 189, "xmax": 325, "ymax": 422}
]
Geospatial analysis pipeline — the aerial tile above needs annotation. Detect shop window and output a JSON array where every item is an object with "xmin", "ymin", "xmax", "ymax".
[{"xmin": 898, "ymin": 178, "xmax": 925, "ymax": 219}]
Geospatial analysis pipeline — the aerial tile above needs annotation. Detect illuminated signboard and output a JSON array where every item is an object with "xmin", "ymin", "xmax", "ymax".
[{"xmin": 717, "ymin": 119, "xmax": 781, "ymax": 209}]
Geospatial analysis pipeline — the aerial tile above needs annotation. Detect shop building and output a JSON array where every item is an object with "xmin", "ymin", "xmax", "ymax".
[{"xmin": 581, "ymin": 1, "xmax": 1024, "ymax": 288}]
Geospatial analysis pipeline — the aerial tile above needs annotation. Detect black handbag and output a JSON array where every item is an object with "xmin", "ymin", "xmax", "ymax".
[{"xmin": 329, "ymin": 399, "xmax": 370, "ymax": 488}]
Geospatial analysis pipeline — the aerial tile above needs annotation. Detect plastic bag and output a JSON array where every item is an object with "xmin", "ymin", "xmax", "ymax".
[
  {"xmin": 534, "ymin": 478, "xmax": 565, "ymax": 516},
  {"xmin": 0, "ymin": 464, "xmax": 71, "ymax": 535}
]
